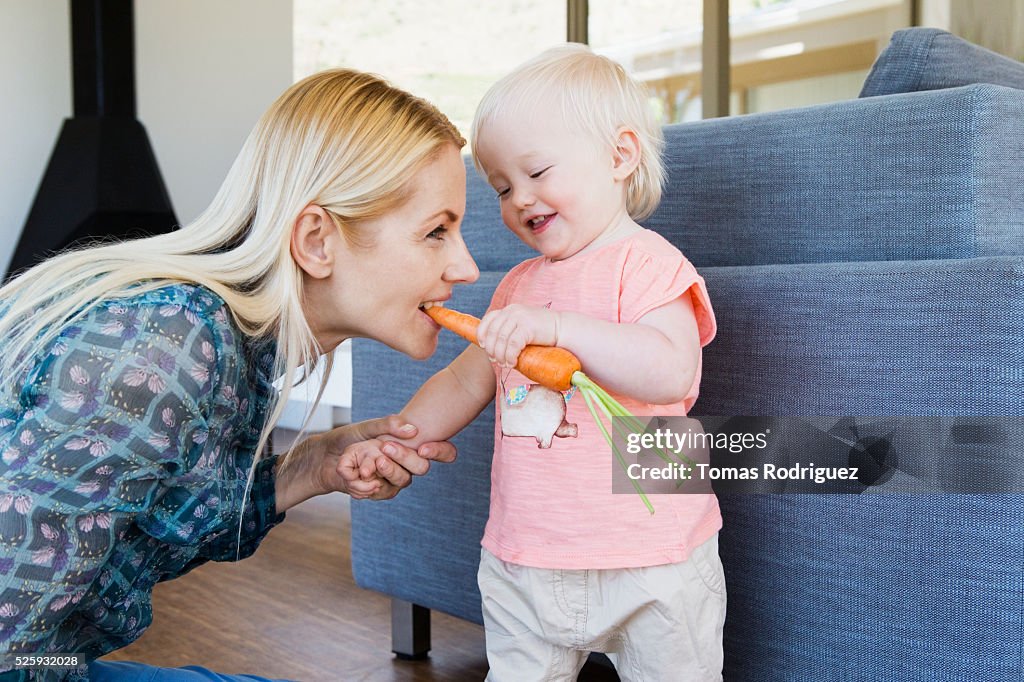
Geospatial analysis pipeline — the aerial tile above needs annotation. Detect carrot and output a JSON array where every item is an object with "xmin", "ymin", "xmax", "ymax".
[
  {"xmin": 423, "ymin": 307, "xmax": 482, "ymax": 345},
  {"xmin": 424, "ymin": 306, "xmax": 581, "ymax": 392},
  {"xmin": 425, "ymin": 304, "xmax": 658, "ymax": 513}
]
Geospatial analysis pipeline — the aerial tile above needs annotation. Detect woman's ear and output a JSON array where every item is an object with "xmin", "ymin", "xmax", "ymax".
[
  {"xmin": 611, "ymin": 127, "xmax": 642, "ymax": 181},
  {"xmin": 290, "ymin": 204, "xmax": 337, "ymax": 279}
]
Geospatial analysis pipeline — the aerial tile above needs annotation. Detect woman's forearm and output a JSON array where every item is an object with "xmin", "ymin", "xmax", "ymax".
[{"xmin": 273, "ymin": 436, "xmax": 323, "ymax": 512}]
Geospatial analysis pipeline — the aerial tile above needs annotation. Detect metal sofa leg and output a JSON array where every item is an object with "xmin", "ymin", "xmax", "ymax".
[{"xmin": 391, "ymin": 599, "xmax": 431, "ymax": 660}]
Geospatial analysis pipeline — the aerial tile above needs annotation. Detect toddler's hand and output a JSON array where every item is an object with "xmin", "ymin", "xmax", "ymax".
[
  {"xmin": 477, "ymin": 304, "xmax": 559, "ymax": 368},
  {"xmin": 337, "ymin": 438, "xmax": 387, "ymax": 500}
]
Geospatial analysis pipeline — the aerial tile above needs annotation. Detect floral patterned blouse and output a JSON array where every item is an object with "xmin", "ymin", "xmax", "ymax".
[{"xmin": 0, "ymin": 283, "xmax": 282, "ymax": 678}]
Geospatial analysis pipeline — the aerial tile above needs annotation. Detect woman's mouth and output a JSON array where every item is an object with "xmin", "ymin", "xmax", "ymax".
[
  {"xmin": 527, "ymin": 214, "xmax": 555, "ymax": 235},
  {"xmin": 418, "ymin": 300, "xmax": 446, "ymax": 326}
]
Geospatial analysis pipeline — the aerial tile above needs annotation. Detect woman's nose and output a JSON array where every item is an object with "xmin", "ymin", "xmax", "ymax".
[{"xmin": 444, "ymin": 237, "xmax": 479, "ymax": 284}]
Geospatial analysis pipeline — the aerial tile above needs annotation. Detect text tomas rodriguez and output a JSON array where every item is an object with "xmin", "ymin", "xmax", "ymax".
[{"xmin": 626, "ymin": 462, "xmax": 860, "ymax": 485}]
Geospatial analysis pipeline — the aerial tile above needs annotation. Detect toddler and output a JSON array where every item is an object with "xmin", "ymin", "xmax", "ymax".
[{"xmin": 350, "ymin": 44, "xmax": 724, "ymax": 681}]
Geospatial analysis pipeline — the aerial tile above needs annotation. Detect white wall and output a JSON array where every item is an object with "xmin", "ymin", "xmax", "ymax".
[
  {"xmin": 0, "ymin": 0, "xmax": 293, "ymax": 273},
  {"xmin": 0, "ymin": 1, "xmax": 71, "ymax": 274},
  {"xmin": 135, "ymin": 1, "xmax": 293, "ymax": 224}
]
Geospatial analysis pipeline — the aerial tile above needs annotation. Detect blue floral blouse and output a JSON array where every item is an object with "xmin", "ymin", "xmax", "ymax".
[{"xmin": 0, "ymin": 283, "xmax": 282, "ymax": 677}]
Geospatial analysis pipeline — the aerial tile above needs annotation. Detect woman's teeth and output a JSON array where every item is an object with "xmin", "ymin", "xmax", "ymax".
[
  {"xmin": 529, "ymin": 215, "xmax": 549, "ymax": 227},
  {"xmin": 420, "ymin": 301, "xmax": 446, "ymax": 310}
]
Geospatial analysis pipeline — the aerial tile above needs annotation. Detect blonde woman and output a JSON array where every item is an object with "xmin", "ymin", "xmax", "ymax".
[{"xmin": 0, "ymin": 70, "xmax": 477, "ymax": 681}]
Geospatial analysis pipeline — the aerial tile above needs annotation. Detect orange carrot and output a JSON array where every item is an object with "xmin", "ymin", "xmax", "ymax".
[
  {"xmin": 424, "ymin": 306, "xmax": 581, "ymax": 392},
  {"xmin": 426, "ymin": 306, "xmax": 656, "ymax": 513},
  {"xmin": 423, "ymin": 307, "xmax": 482, "ymax": 345}
]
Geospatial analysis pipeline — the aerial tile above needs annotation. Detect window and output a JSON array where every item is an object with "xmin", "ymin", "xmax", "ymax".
[
  {"xmin": 297, "ymin": 0, "xmax": 911, "ymax": 129},
  {"xmin": 590, "ymin": 0, "xmax": 911, "ymax": 121},
  {"xmin": 294, "ymin": 0, "xmax": 566, "ymax": 141},
  {"xmin": 588, "ymin": 0, "xmax": 704, "ymax": 123}
]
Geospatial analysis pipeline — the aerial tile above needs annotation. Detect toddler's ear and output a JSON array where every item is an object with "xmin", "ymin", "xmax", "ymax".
[{"xmin": 611, "ymin": 127, "xmax": 642, "ymax": 180}]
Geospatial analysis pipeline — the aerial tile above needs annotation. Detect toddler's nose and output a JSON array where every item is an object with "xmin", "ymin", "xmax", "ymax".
[{"xmin": 511, "ymin": 187, "xmax": 535, "ymax": 209}]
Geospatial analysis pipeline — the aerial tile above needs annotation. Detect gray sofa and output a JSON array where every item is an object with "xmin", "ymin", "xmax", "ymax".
[{"xmin": 350, "ymin": 29, "xmax": 1024, "ymax": 680}]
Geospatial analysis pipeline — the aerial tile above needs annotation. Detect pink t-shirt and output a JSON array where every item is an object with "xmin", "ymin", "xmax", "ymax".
[{"xmin": 482, "ymin": 229, "xmax": 722, "ymax": 570}]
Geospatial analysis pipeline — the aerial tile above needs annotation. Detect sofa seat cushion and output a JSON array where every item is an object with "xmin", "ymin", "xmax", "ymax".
[
  {"xmin": 695, "ymin": 256, "xmax": 1024, "ymax": 417},
  {"xmin": 708, "ymin": 258, "xmax": 1024, "ymax": 681},
  {"xmin": 350, "ymin": 254, "xmax": 1024, "ymax": 631},
  {"xmin": 719, "ymin": 492, "xmax": 1023, "ymax": 681}
]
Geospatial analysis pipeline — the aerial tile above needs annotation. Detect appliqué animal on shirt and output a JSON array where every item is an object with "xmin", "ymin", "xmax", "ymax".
[{"xmin": 501, "ymin": 383, "xmax": 578, "ymax": 448}]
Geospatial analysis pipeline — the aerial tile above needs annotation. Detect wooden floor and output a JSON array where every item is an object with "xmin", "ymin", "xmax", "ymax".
[
  {"xmin": 103, "ymin": 431, "xmax": 618, "ymax": 681},
  {"xmin": 104, "ymin": 491, "xmax": 492, "ymax": 681}
]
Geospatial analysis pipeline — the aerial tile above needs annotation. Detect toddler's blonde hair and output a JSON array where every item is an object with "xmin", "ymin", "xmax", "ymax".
[{"xmin": 471, "ymin": 43, "xmax": 665, "ymax": 221}]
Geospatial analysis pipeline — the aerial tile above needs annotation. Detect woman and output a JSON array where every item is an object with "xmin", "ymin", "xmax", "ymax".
[{"xmin": 0, "ymin": 69, "xmax": 478, "ymax": 680}]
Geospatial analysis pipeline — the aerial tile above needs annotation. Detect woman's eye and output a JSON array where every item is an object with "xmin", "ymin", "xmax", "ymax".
[
  {"xmin": 529, "ymin": 167, "xmax": 550, "ymax": 179},
  {"xmin": 426, "ymin": 226, "xmax": 447, "ymax": 240},
  {"xmin": 496, "ymin": 188, "xmax": 510, "ymax": 199}
]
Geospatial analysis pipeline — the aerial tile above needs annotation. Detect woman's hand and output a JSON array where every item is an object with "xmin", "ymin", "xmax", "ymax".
[{"xmin": 274, "ymin": 415, "xmax": 457, "ymax": 511}]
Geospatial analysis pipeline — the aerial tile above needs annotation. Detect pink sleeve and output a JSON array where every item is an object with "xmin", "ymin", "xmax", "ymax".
[{"xmin": 619, "ymin": 252, "xmax": 717, "ymax": 347}]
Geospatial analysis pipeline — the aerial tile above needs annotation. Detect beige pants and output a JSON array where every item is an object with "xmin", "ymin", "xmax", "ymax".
[{"xmin": 478, "ymin": 534, "xmax": 726, "ymax": 682}]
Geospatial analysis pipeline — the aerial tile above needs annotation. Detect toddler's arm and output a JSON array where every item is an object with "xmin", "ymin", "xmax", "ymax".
[
  {"xmin": 477, "ymin": 296, "xmax": 700, "ymax": 405},
  {"xmin": 386, "ymin": 343, "xmax": 497, "ymax": 450}
]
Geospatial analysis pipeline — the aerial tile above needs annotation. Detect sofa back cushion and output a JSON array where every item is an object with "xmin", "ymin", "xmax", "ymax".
[
  {"xmin": 861, "ymin": 28, "xmax": 1024, "ymax": 98},
  {"xmin": 644, "ymin": 85, "xmax": 1024, "ymax": 267}
]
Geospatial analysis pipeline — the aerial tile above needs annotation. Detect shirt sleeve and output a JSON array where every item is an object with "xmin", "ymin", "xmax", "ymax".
[
  {"xmin": 0, "ymin": 298, "xmax": 217, "ymax": 653},
  {"xmin": 618, "ymin": 248, "xmax": 717, "ymax": 348},
  {"xmin": 190, "ymin": 453, "xmax": 283, "ymax": 563},
  {"xmin": 124, "ymin": 302, "xmax": 284, "ymax": 565}
]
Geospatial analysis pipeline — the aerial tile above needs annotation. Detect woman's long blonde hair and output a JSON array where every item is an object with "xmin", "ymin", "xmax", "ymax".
[{"xmin": 0, "ymin": 69, "xmax": 465, "ymax": 466}]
